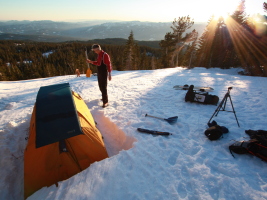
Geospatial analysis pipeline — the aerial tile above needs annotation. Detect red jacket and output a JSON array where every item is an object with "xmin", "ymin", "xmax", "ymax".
[{"xmin": 92, "ymin": 50, "xmax": 112, "ymax": 72}]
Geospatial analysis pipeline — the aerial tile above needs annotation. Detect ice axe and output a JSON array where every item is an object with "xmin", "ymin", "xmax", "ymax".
[{"xmin": 145, "ymin": 114, "xmax": 178, "ymax": 125}]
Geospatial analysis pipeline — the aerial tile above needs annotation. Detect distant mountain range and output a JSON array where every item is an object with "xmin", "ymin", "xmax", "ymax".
[{"xmin": 0, "ymin": 20, "xmax": 207, "ymax": 42}]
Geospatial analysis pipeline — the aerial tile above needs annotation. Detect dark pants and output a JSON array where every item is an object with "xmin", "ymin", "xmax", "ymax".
[{"xmin": 97, "ymin": 65, "xmax": 108, "ymax": 104}]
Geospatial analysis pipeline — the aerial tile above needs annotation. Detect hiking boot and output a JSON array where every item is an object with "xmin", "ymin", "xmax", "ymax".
[{"xmin": 102, "ymin": 103, "xmax": 108, "ymax": 108}]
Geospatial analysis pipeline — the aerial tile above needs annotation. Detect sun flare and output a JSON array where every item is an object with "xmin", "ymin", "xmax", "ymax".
[
  {"xmin": 208, "ymin": 0, "xmax": 239, "ymax": 20},
  {"xmin": 213, "ymin": 11, "xmax": 230, "ymax": 21}
]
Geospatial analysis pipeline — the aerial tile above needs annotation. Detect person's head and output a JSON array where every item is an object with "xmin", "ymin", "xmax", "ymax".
[{"xmin": 91, "ymin": 44, "xmax": 101, "ymax": 54}]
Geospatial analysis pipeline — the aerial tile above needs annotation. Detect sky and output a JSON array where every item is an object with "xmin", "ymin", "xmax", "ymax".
[{"xmin": 0, "ymin": 0, "xmax": 266, "ymax": 23}]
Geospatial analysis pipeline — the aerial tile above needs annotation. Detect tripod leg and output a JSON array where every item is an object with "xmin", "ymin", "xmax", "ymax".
[
  {"xmin": 208, "ymin": 107, "xmax": 219, "ymax": 124},
  {"xmin": 228, "ymin": 95, "xmax": 240, "ymax": 127},
  {"xmin": 222, "ymin": 93, "xmax": 229, "ymax": 110},
  {"xmin": 208, "ymin": 94, "xmax": 227, "ymax": 124}
]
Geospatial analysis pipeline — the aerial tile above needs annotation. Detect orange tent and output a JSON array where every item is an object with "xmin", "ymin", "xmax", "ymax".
[{"xmin": 24, "ymin": 83, "xmax": 108, "ymax": 199}]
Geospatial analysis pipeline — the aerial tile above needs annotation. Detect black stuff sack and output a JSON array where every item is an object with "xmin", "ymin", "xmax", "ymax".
[
  {"xmin": 185, "ymin": 85, "xmax": 219, "ymax": 105},
  {"xmin": 204, "ymin": 125, "xmax": 223, "ymax": 140}
]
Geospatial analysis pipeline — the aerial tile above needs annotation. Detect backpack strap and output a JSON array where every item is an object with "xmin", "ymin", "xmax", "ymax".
[
  {"xmin": 101, "ymin": 52, "xmax": 106, "ymax": 64},
  {"xmin": 229, "ymin": 141, "xmax": 249, "ymax": 158}
]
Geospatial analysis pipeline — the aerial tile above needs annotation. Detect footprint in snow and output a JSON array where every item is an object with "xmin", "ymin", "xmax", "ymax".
[
  {"xmin": 168, "ymin": 151, "xmax": 179, "ymax": 166},
  {"xmin": 180, "ymin": 165, "xmax": 190, "ymax": 180},
  {"xmin": 176, "ymin": 182, "xmax": 188, "ymax": 198},
  {"xmin": 158, "ymin": 138, "xmax": 167, "ymax": 149},
  {"xmin": 4, "ymin": 102, "xmax": 15, "ymax": 110},
  {"xmin": 188, "ymin": 145, "xmax": 201, "ymax": 156}
]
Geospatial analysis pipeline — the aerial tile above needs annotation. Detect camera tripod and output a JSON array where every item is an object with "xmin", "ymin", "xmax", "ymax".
[{"xmin": 208, "ymin": 87, "xmax": 240, "ymax": 127}]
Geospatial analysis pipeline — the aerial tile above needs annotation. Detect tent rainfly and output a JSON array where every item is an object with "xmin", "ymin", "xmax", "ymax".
[{"xmin": 24, "ymin": 83, "xmax": 108, "ymax": 199}]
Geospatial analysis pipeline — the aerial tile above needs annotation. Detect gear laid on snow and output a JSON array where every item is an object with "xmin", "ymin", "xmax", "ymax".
[
  {"xmin": 137, "ymin": 128, "xmax": 172, "ymax": 136},
  {"xmin": 173, "ymin": 84, "xmax": 214, "ymax": 92},
  {"xmin": 229, "ymin": 130, "xmax": 267, "ymax": 162},
  {"xmin": 185, "ymin": 85, "xmax": 219, "ymax": 105},
  {"xmin": 208, "ymin": 87, "xmax": 240, "ymax": 127},
  {"xmin": 145, "ymin": 114, "xmax": 178, "ymax": 125}
]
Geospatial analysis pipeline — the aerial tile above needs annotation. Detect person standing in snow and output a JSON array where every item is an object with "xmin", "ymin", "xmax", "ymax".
[
  {"xmin": 86, "ymin": 44, "xmax": 112, "ymax": 108},
  {"xmin": 75, "ymin": 69, "xmax": 81, "ymax": 77}
]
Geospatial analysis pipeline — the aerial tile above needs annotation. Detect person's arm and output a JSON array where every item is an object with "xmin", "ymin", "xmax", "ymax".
[
  {"xmin": 86, "ymin": 53, "xmax": 102, "ymax": 65},
  {"xmin": 108, "ymin": 72, "xmax": 112, "ymax": 81},
  {"xmin": 86, "ymin": 59, "xmax": 92, "ymax": 64},
  {"xmin": 91, "ymin": 60, "xmax": 99, "ymax": 65}
]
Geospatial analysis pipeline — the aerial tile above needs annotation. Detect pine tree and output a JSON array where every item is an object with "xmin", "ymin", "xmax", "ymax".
[
  {"xmin": 196, "ymin": 16, "xmax": 218, "ymax": 67},
  {"xmin": 196, "ymin": 2, "xmax": 250, "ymax": 70},
  {"xmin": 182, "ymin": 34, "xmax": 198, "ymax": 68},
  {"xmin": 231, "ymin": 0, "xmax": 247, "ymax": 25},
  {"xmin": 262, "ymin": 2, "xmax": 267, "ymax": 76},
  {"xmin": 227, "ymin": 0, "xmax": 267, "ymax": 75},
  {"xmin": 140, "ymin": 50, "xmax": 151, "ymax": 70},
  {"xmin": 0, "ymin": 62, "xmax": 8, "ymax": 81},
  {"xmin": 123, "ymin": 31, "xmax": 140, "ymax": 70},
  {"xmin": 151, "ymin": 56, "xmax": 156, "ymax": 70},
  {"xmin": 210, "ymin": 17, "xmax": 231, "ymax": 68},
  {"xmin": 159, "ymin": 32, "xmax": 175, "ymax": 68},
  {"xmin": 160, "ymin": 16, "xmax": 197, "ymax": 68}
]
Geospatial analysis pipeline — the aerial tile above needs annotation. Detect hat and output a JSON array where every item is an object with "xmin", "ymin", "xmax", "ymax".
[{"xmin": 91, "ymin": 44, "xmax": 101, "ymax": 51}]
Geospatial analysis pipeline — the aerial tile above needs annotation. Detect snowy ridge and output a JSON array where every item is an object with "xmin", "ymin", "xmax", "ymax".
[
  {"xmin": 0, "ymin": 20, "xmax": 206, "ymax": 41},
  {"xmin": 0, "ymin": 67, "xmax": 267, "ymax": 200}
]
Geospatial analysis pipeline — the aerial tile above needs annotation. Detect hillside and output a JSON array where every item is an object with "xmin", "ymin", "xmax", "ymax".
[{"xmin": 0, "ymin": 20, "xmax": 206, "ymax": 41}]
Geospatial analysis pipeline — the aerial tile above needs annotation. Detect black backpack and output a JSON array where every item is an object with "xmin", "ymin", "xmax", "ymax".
[
  {"xmin": 185, "ymin": 85, "xmax": 219, "ymax": 105},
  {"xmin": 229, "ymin": 130, "xmax": 267, "ymax": 162}
]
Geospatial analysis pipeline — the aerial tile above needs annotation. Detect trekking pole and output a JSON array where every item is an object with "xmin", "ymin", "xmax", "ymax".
[
  {"xmin": 145, "ymin": 114, "xmax": 178, "ymax": 125},
  {"xmin": 85, "ymin": 48, "xmax": 92, "ymax": 77}
]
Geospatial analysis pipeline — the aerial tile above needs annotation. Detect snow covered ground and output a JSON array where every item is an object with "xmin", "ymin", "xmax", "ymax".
[{"xmin": 1, "ymin": 67, "xmax": 267, "ymax": 200}]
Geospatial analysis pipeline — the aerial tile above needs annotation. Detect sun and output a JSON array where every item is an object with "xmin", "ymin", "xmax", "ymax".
[
  {"xmin": 209, "ymin": 0, "xmax": 239, "ymax": 20},
  {"xmin": 213, "ymin": 12, "xmax": 230, "ymax": 21}
]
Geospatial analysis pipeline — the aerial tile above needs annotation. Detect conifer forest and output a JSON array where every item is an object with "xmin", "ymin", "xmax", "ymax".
[{"xmin": 0, "ymin": 1, "xmax": 266, "ymax": 81}]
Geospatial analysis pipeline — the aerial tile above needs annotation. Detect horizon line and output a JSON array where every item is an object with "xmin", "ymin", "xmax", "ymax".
[{"xmin": 0, "ymin": 19, "xmax": 208, "ymax": 23}]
